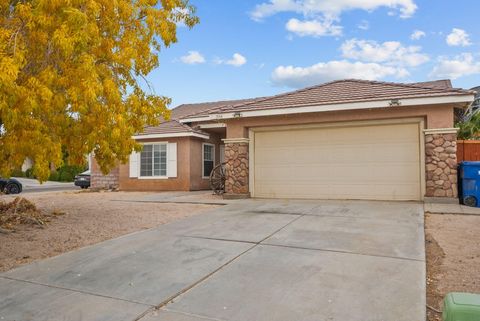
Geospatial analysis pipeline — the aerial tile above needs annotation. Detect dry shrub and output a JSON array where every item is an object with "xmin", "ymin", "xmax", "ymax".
[{"xmin": 0, "ymin": 197, "xmax": 64, "ymax": 232}]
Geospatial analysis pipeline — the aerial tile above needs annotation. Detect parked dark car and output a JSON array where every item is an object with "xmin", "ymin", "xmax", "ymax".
[
  {"xmin": 0, "ymin": 177, "xmax": 23, "ymax": 194},
  {"xmin": 74, "ymin": 170, "xmax": 90, "ymax": 189}
]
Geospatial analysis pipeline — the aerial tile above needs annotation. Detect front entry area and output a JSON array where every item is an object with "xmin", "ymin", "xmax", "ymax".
[{"xmin": 251, "ymin": 120, "xmax": 424, "ymax": 201}]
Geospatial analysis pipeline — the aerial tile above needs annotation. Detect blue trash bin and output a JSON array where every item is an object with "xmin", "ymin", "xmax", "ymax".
[{"xmin": 459, "ymin": 161, "xmax": 480, "ymax": 207}]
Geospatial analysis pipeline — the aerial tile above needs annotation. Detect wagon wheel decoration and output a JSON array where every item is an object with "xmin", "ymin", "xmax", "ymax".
[{"xmin": 209, "ymin": 162, "xmax": 227, "ymax": 195}]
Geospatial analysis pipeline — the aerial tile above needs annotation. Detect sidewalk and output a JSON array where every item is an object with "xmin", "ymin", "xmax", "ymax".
[
  {"xmin": 13, "ymin": 177, "xmax": 73, "ymax": 188},
  {"xmin": 12, "ymin": 177, "xmax": 76, "ymax": 193},
  {"xmin": 424, "ymin": 202, "xmax": 480, "ymax": 215}
]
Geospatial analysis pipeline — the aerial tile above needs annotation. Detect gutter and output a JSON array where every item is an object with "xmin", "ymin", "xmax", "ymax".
[{"xmin": 179, "ymin": 94, "xmax": 475, "ymax": 123}]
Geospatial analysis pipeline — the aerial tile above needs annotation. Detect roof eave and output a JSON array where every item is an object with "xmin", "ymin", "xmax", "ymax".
[
  {"xmin": 132, "ymin": 132, "xmax": 210, "ymax": 140},
  {"xmin": 179, "ymin": 94, "xmax": 475, "ymax": 123}
]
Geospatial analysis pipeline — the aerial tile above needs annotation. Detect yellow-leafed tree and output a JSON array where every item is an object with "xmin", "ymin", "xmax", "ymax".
[{"xmin": 0, "ymin": 0, "xmax": 198, "ymax": 181}]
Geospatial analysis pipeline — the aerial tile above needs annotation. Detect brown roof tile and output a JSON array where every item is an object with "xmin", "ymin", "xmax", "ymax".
[
  {"xmin": 209, "ymin": 79, "xmax": 473, "ymax": 114},
  {"xmin": 135, "ymin": 98, "xmax": 257, "ymax": 137},
  {"xmin": 171, "ymin": 98, "xmax": 258, "ymax": 119},
  {"xmin": 135, "ymin": 120, "xmax": 208, "ymax": 137},
  {"xmin": 137, "ymin": 79, "xmax": 473, "ymax": 136},
  {"xmin": 413, "ymin": 79, "xmax": 452, "ymax": 89}
]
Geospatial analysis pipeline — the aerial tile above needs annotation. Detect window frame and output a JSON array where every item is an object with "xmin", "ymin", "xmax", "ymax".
[
  {"xmin": 139, "ymin": 142, "xmax": 169, "ymax": 180},
  {"xmin": 202, "ymin": 143, "xmax": 215, "ymax": 179}
]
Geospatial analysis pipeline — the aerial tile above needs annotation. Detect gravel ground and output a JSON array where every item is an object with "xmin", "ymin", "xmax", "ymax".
[
  {"xmin": 425, "ymin": 213, "xmax": 480, "ymax": 321},
  {"xmin": 0, "ymin": 190, "xmax": 219, "ymax": 272}
]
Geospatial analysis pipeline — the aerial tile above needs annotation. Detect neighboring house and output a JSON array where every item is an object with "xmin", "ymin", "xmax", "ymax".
[
  {"xmin": 470, "ymin": 86, "xmax": 480, "ymax": 113},
  {"xmin": 21, "ymin": 158, "xmax": 33, "ymax": 172},
  {"xmin": 91, "ymin": 79, "xmax": 475, "ymax": 201},
  {"xmin": 456, "ymin": 86, "xmax": 480, "ymax": 121}
]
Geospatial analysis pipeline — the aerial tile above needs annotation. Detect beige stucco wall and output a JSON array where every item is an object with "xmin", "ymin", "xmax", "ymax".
[
  {"xmin": 110, "ymin": 133, "xmax": 224, "ymax": 192},
  {"xmin": 223, "ymin": 104, "xmax": 455, "ymax": 138},
  {"xmin": 189, "ymin": 133, "xmax": 223, "ymax": 190},
  {"xmin": 119, "ymin": 137, "xmax": 191, "ymax": 191},
  {"xmin": 93, "ymin": 103, "xmax": 456, "ymax": 195},
  {"xmin": 217, "ymin": 103, "xmax": 457, "ymax": 199}
]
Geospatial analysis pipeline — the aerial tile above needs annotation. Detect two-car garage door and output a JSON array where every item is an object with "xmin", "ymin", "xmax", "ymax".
[{"xmin": 252, "ymin": 121, "xmax": 422, "ymax": 201}]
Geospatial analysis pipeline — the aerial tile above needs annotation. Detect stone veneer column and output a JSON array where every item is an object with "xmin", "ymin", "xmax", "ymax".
[
  {"xmin": 223, "ymin": 138, "xmax": 250, "ymax": 199},
  {"xmin": 424, "ymin": 129, "xmax": 458, "ymax": 198}
]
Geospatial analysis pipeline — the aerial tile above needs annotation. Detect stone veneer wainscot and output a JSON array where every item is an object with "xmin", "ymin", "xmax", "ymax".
[
  {"xmin": 425, "ymin": 129, "xmax": 458, "ymax": 198},
  {"xmin": 223, "ymin": 138, "xmax": 249, "ymax": 197}
]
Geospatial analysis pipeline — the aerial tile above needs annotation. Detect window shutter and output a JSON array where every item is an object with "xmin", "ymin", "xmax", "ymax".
[
  {"xmin": 167, "ymin": 143, "xmax": 177, "ymax": 178},
  {"xmin": 129, "ymin": 152, "xmax": 139, "ymax": 178}
]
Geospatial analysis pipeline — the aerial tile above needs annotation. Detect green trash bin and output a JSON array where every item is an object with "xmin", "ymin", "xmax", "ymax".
[{"xmin": 443, "ymin": 292, "xmax": 480, "ymax": 321}]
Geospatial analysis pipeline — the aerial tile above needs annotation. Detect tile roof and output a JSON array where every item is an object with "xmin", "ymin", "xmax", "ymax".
[
  {"xmin": 413, "ymin": 79, "xmax": 452, "ymax": 89},
  {"xmin": 135, "ymin": 79, "xmax": 473, "ymax": 137},
  {"xmin": 171, "ymin": 98, "xmax": 258, "ymax": 119},
  {"xmin": 135, "ymin": 120, "xmax": 208, "ymax": 138},
  {"xmin": 135, "ymin": 98, "xmax": 257, "ymax": 137},
  {"xmin": 209, "ymin": 79, "xmax": 473, "ymax": 115}
]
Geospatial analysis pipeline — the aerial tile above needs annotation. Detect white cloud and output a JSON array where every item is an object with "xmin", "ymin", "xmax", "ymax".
[
  {"xmin": 410, "ymin": 30, "xmax": 426, "ymax": 40},
  {"xmin": 357, "ymin": 20, "xmax": 370, "ymax": 30},
  {"xmin": 271, "ymin": 60, "xmax": 409, "ymax": 88},
  {"xmin": 250, "ymin": 0, "xmax": 300, "ymax": 21},
  {"xmin": 250, "ymin": 0, "xmax": 417, "ymax": 21},
  {"xmin": 214, "ymin": 53, "xmax": 247, "ymax": 67},
  {"xmin": 446, "ymin": 28, "xmax": 472, "ymax": 47},
  {"xmin": 430, "ymin": 53, "xmax": 480, "ymax": 79},
  {"xmin": 226, "ymin": 53, "xmax": 247, "ymax": 67},
  {"xmin": 286, "ymin": 18, "xmax": 342, "ymax": 37},
  {"xmin": 180, "ymin": 51, "xmax": 205, "ymax": 64},
  {"xmin": 340, "ymin": 38, "xmax": 429, "ymax": 67}
]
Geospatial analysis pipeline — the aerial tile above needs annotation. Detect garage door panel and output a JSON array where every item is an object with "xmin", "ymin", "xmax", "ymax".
[
  {"xmin": 256, "ymin": 143, "xmax": 419, "ymax": 164},
  {"xmin": 253, "ymin": 122, "xmax": 421, "ymax": 201},
  {"xmin": 255, "ymin": 163, "xmax": 419, "ymax": 181},
  {"xmin": 256, "ymin": 124, "xmax": 418, "ymax": 144},
  {"xmin": 254, "ymin": 183, "xmax": 419, "ymax": 200}
]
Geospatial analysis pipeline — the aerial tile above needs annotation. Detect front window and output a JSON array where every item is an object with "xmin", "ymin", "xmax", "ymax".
[
  {"xmin": 140, "ymin": 144, "xmax": 167, "ymax": 177},
  {"xmin": 203, "ymin": 144, "xmax": 215, "ymax": 178}
]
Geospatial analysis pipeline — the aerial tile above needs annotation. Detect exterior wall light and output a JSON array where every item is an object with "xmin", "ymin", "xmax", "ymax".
[{"xmin": 389, "ymin": 99, "xmax": 401, "ymax": 107}]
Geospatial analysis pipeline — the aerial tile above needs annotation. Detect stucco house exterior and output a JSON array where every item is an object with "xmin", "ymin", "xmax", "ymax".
[{"xmin": 91, "ymin": 79, "xmax": 475, "ymax": 201}]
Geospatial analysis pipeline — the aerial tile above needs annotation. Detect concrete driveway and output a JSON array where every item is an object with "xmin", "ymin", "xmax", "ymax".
[{"xmin": 0, "ymin": 199, "xmax": 425, "ymax": 321}]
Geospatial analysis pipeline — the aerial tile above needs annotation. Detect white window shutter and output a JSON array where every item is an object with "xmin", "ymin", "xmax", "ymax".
[
  {"xmin": 129, "ymin": 152, "xmax": 139, "ymax": 178},
  {"xmin": 167, "ymin": 143, "xmax": 177, "ymax": 178}
]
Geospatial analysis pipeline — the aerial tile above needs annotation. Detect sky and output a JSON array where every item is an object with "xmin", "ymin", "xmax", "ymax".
[{"xmin": 146, "ymin": 0, "xmax": 480, "ymax": 107}]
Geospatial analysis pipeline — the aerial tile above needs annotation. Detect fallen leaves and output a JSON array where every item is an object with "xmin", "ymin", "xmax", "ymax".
[{"xmin": 0, "ymin": 197, "xmax": 64, "ymax": 232}]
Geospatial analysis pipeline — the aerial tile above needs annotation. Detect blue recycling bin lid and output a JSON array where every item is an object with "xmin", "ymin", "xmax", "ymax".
[
  {"xmin": 461, "ymin": 161, "xmax": 480, "ymax": 166},
  {"xmin": 460, "ymin": 161, "xmax": 480, "ymax": 181}
]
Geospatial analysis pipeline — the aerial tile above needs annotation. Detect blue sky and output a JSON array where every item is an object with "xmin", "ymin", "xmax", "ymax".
[{"xmin": 147, "ymin": 0, "xmax": 480, "ymax": 107}]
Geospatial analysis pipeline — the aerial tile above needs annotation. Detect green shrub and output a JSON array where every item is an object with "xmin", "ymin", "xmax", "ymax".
[
  {"xmin": 11, "ymin": 169, "xmax": 26, "ymax": 177},
  {"xmin": 58, "ymin": 170, "xmax": 74, "ymax": 182},
  {"xmin": 25, "ymin": 168, "xmax": 35, "ymax": 179},
  {"xmin": 48, "ymin": 171, "xmax": 60, "ymax": 181},
  {"xmin": 53, "ymin": 165, "xmax": 86, "ymax": 182}
]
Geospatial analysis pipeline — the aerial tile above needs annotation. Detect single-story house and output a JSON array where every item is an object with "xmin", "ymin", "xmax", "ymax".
[{"xmin": 91, "ymin": 79, "xmax": 475, "ymax": 201}]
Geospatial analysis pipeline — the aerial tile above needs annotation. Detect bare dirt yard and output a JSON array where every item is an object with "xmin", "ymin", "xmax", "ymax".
[
  {"xmin": 0, "ymin": 191, "xmax": 219, "ymax": 272},
  {"xmin": 425, "ymin": 213, "xmax": 480, "ymax": 321}
]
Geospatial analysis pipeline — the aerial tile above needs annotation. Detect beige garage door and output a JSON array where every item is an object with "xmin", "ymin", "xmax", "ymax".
[{"xmin": 253, "ymin": 122, "xmax": 422, "ymax": 200}]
